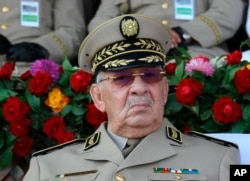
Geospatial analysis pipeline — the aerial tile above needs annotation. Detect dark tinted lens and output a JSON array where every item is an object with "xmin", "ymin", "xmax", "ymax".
[
  {"xmin": 113, "ymin": 72, "xmax": 133, "ymax": 86},
  {"xmin": 142, "ymin": 69, "xmax": 164, "ymax": 83}
]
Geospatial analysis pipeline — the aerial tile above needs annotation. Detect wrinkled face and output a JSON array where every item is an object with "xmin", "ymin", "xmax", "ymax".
[{"xmin": 90, "ymin": 66, "xmax": 169, "ymax": 138}]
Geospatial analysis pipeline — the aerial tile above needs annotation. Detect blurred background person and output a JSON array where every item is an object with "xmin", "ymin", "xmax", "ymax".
[
  {"xmin": 0, "ymin": 0, "xmax": 85, "ymax": 73},
  {"xmin": 242, "ymin": 0, "xmax": 250, "ymax": 61},
  {"xmin": 87, "ymin": 0, "xmax": 246, "ymax": 58}
]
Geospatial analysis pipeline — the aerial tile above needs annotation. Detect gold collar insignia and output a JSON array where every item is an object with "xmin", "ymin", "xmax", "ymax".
[
  {"xmin": 166, "ymin": 126, "xmax": 182, "ymax": 144},
  {"xmin": 84, "ymin": 132, "xmax": 101, "ymax": 151}
]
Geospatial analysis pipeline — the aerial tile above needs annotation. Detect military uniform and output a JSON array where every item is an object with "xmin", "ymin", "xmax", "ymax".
[
  {"xmin": 0, "ymin": 0, "xmax": 85, "ymax": 72},
  {"xmin": 23, "ymin": 119, "xmax": 240, "ymax": 181},
  {"xmin": 24, "ymin": 14, "xmax": 240, "ymax": 181},
  {"xmin": 88, "ymin": 0, "xmax": 245, "ymax": 58}
]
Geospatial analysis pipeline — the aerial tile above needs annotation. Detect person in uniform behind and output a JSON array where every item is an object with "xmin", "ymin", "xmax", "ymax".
[
  {"xmin": 87, "ymin": 0, "xmax": 245, "ymax": 58},
  {"xmin": 0, "ymin": 0, "xmax": 85, "ymax": 74},
  {"xmin": 23, "ymin": 14, "xmax": 240, "ymax": 181}
]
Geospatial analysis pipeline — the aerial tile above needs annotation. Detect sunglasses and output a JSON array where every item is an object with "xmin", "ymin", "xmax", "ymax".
[{"xmin": 99, "ymin": 68, "xmax": 166, "ymax": 87}]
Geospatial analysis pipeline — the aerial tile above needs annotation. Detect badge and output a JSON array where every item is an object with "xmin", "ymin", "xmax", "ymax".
[
  {"xmin": 174, "ymin": 0, "xmax": 195, "ymax": 20},
  {"xmin": 120, "ymin": 16, "xmax": 139, "ymax": 39},
  {"xmin": 84, "ymin": 132, "xmax": 101, "ymax": 151},
  {"xmin": 21, "ymin": 0, "xmax": 39, "ymax": 27},
  {"xmin": 166, "ymin": 126, "xmax": 182, "ymax": 144}
]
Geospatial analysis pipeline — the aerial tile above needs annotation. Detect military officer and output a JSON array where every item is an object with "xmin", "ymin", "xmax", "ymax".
[
  {"xmin": 87, "ymin": 0, "xmax": 245, "ymax": 58},
  {"xmin": 23, "ymin": 14, "xmax": 240, "ymax": 181},
  {"xmin": 0, "ymin": 0, "xmax": 85, "ymax": 73}
]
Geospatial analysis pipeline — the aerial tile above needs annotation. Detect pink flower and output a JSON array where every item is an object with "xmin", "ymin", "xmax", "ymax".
[
  {"xmin": 30, "ymin": 59, "xmax": 60, "ymax": 82},
  {"xmin": 185, "ymin": 56, "xmax": 215, "ymax": 76}
]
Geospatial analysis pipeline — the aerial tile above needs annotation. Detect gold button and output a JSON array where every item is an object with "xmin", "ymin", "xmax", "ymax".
[
  {"xmin": 161, "ymin": 20, "xmax": 169, "ymax": 26},
  {"xmin": 175, "ymin": 175, "xmax": 183, "ymax": 180},
  {"xmin": 162, "ymin": 3, "xmax": 168, "ymax": 9},
  {"xmin": 1, "ymin": 24, "xmax": 8, "ymax": 30},
  {"xmin": 115, "ymin": 174, "xmax": 125, "ymax": 181},
  {"xmin": 2, "ymin": 6, "xmax": 9, "ymax": 13}
]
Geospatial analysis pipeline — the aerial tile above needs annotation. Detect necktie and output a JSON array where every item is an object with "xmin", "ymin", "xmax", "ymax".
[{"xmin": 122, "ymin": 138, "xmax": 141, "ymax": 157}]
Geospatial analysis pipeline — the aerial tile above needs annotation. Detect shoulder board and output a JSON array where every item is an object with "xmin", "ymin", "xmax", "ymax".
[
  {"xmin": 187, "ymin": 131, "xmax": 239, "ymax": 149},
  {"xmin": 32, "ymin": 138, "xmax": 85, "ymax": 157}
]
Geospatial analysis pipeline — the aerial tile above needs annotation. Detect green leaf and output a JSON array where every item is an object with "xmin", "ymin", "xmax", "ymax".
[
  {"xmin": 243, "ymin": 105, "xmax": 250, "ymax": 122},
  {"xmin": 62, "ymin": 57, "xmax": 73, "ymax": 71},
  {"xmin": 0, "ymin": 89, "xmax": 18, "ymax": 101},
  {"xmin": 200, "ymin": 120, "xmax": 221, "ymax": 133},
  {"xmin": 231, "ymin": 119, "xmax": 245, "ymax": 133},
  {"xmin": 25, "ymin": 90, "xmax": 41, "ymax": 112},
  {"xmin": 0, "ymin": 144, "xmax": 13, "ymax": 169},
  {"xmin": 61, "ymin": 105, "xmax": 73, "ymax": 117},
  {"xmin": 0, "ymin": 130, "xmax": 4, "ymax": 149},
  {"xmin": 58, "ymin": 70, "xmax": 72, "ymax": 86},
  {"xmin": 72, "ymin": 104, "xmax": 87, "ymax": 116},
  {"xmin": 200, "ymin": 109, "xmax": 212, "ymax": 121},
  {"xmin": 164, "ymin": 93, "xmax": 182, "ymax": 113},
  {"xmin": 240, "ymin": 38, "xmax": 250, "ymax": 50},
  {"xmin": 175, "ymin": 61, "xmax": 185, "ymax": 80}
]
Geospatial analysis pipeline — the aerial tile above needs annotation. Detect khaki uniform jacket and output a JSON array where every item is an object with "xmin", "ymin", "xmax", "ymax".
[
  {"xmin": 88, "ymin": 0, "xmax": 245, "ymax": 58},
  {"xmin": 0, "ymin": 0, "xmax": 85, "ymax": 64},
  {"xmin": 23, "ymin": 118, "xmax": 240, "ymax": 181}
]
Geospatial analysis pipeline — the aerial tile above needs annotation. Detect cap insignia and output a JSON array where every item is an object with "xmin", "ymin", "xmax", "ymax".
[
  {"xmin": 120, "ymin": 16, "xmax": 139, "ymax": 39},
  {"xmin": 166, "ymin": 126, "xmax": 182, "ymax": 144},
  {"xmin": 84, "ymin": 132, "xmax": 101, "ymax": 151}
]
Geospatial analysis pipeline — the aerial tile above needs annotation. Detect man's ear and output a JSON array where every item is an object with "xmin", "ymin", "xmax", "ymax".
[
  {"xmin": 163, "ymin": 78, "xmax": 169, "ymax": 104},
  {"xmin": 90, "ymin": 84, "xmax": 106, "ymax": 112}
]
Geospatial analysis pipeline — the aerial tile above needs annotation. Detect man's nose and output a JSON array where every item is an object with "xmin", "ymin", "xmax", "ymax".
[{"xmin": 130, "ymin": 75, "xmax": 149, "ymax": 94}]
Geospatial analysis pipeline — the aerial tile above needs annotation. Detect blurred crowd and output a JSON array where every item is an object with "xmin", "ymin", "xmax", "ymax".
[{"xmin": 0, "ymin": 0, "xmax": 249, "ymax": 73}]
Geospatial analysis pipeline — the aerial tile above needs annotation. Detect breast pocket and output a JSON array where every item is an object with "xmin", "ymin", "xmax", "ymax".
[
  {"xmin": 148, "ymin": 173, "xmax": 208, "ymax": 181},
  {"xmin": 47, "ymin": 172, "xmax": 99, "ymax": 181}
]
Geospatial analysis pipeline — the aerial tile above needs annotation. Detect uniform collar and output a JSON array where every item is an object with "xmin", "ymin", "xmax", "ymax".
[{"xmin": 107, "ymin": 126, "xmax": 127, "ymax": 151}]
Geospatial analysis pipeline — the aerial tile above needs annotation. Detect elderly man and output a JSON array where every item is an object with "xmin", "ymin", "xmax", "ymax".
[{"xmin": 23, "ymin": 14, "xmax": 240, "ymax": 181}]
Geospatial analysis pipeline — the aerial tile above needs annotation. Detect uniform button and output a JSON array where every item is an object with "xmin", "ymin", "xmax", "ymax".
[
  {"xmin": 161, "ymin": 20, "xmax": 169, "ymax": 26},
  {"xmin": 162, "ymin": 3, "xmax": 168, "ymax": 9},
  {"xmin": 2, "ymin": 6, "xmax": 10, "ymax": 13},
  {"xmin": 175, "ymin": 175, "xmax": 183, "ymax": 180},
  {"xmin": 1, "ymin": 24, "xmax": 8, "ymax": 30},
  {"xmin": 115, "ymin": 173, "xmax": 125, "ymax": 181}
]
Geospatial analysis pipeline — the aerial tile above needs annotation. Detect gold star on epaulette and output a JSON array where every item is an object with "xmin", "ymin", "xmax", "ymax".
[
  {"xmin": 166, "ymin": 126, "xmax": 182, "ymax": 144},
  {"xmin": 84, "ymin": 132, "xmax": 101, "ymax": 151}
]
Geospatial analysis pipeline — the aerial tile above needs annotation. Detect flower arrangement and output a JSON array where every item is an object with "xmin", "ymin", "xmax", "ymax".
[
  {"xmin": 164, "ymin": 41, "xmax": 250, "ymax": 134},
  {"xmin": 1, "ymin": 40, "xmax": 250, "ymax": 170},
  {"xmin": 0, "ymin": 58, "xmax": 107, "ymax": 169}
]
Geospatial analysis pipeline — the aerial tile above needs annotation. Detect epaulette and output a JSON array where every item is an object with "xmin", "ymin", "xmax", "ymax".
[
  {"xmin": 187, "ymin": 131, "xmax": 239, "ymax": 149},
  {"xmin": 32, "ymin": 138, "xmax": 85, "ymax": 157}
]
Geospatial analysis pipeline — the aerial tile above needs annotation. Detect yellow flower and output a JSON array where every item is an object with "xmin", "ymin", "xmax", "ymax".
[{"xmin": 45, "ymin": 87, "xmax": 70, "ymax": 113}]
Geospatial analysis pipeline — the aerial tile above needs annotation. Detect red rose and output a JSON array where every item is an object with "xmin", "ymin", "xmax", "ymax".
[
  {"xmin": 3, "ymin": 96, "xmax": 30, "ymax": 122},
  {"xmin": 70, "ymin": 70, "xmax": 92, "ymax": 93},
  {"xmin": 29, "ymin": 71, "xmax": 52, "ymax": 96},
  {"xmin": 12, "ymin": 137, "xmax": 34, "ymax": 157},
  {"xmin": 212, "ymin": 96, "xmax": 242, "ymax": 124},
  {"xmin": 165, "ymin": 62, "xmax": 177, "ymax": 75},
  {"xmin": 43, "ymin": 116, "xmax": 66, "ymax": 139},
  {"xmin": 226, "ymin": 50, "xmax": 242, "ymax": 65},
  {"xmin": 9, "ymin": 118, "xmax": 32, "ymax": 137},
  {"xmin": 182, "ymin": 125, "xmax": 192, "ymax": 134},
  {"xmin": 86, "ymin": 103, "xmax": 107, "ymax": 129},
  {"xmin": 0, "ymin": 61, "xmax": 15, "ymax": 79},
  {"xmin": 176, "ymin": 78, "xmax": 203, "ymax": 106},
  {"xmin": 20, "ymin": 70, "xmax": 31, "ymax": 80},
  {"xmin": 56, "ymin": 130, "xmax": 75, "ymax": 144},
  {"xmin": 234, "ymin": 67, "xmax": 250, "ymax": 94}
]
